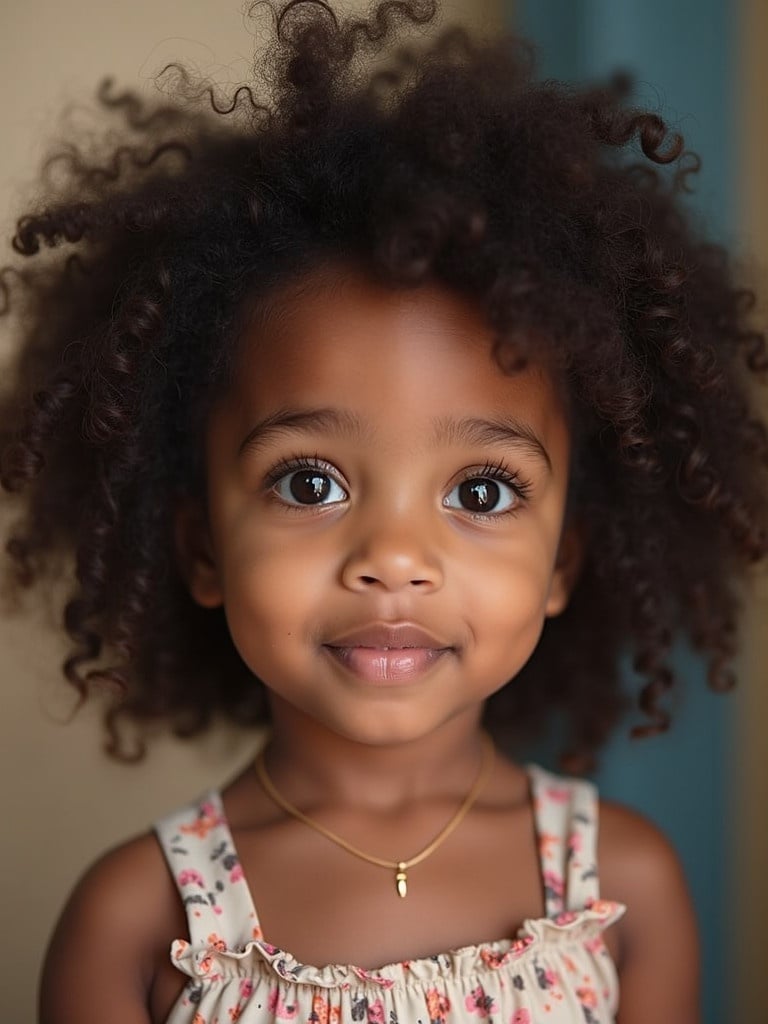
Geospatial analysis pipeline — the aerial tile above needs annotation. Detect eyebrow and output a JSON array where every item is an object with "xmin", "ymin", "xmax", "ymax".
[
  {"xmin": 432, "ymin": 416, "xmax": 552, "ymax": 472},
  {"xmin": 238, "ymin": 407, "xmax": 552, "ymax": 472},
  {"xmin": 238, "ymin": 407, "xmax": 368, "ymax": 456}
]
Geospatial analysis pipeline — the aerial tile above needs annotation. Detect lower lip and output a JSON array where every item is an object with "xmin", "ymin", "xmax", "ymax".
[{"xmin": 323, "ymin": 646, "xmax": 450, "ymax": 683}]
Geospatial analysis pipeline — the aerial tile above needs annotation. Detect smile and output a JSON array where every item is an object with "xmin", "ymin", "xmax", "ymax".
[{"xmin": 322, "ymin": 623, "xmax": 454, "ymax": 684}]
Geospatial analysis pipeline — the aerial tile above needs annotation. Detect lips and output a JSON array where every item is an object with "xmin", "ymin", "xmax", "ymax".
[
  {"xmin": 323, "ymin": 623, "xmax": 454, "ymax": 683},
  {"xmin": 325, "ymin": 623, "xmax": 451, "ymax": 649}
]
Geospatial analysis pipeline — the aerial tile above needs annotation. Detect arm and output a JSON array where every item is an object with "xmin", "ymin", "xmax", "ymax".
[
  {"xmin": 39, "ymin": 833, "xmax": 177, "ymax": 1024},
  {"xmin": 599, "ymin": 802, "xmax": 701, "ymax": 1024}
]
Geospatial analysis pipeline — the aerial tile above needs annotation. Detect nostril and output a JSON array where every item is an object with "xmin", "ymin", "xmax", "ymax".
[
  {"xmin": 356, "ymin": 574, "xmax": 431, "ymax": 587},
  {"xmin": 343, "ymin": 560, "xmax": 442, "ymax": 593}
]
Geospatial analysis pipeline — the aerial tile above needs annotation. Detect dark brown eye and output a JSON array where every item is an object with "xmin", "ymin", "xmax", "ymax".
[
  {"xmin": 458, "ymin": 479, "xmax": 500, "ymax": 511},
  {"xmin": 443, "ymin": 476, "xmax": 518, "ymax": 515},
  {"xmin": 290, "ymin": 472, "xmax": 330, "ymax": 503},
  {"xmin": 274, "ymin": 470, "xmax": 347, "ymax": 506}
]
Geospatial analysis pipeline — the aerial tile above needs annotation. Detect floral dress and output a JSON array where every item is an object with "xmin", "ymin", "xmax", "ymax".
[{"xmin": 155, "ymin": 764, "xmax": 625, "ymax": 1024}]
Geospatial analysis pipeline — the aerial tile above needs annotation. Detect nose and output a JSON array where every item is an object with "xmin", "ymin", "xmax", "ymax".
[{"xmin": 340, "ymin": 519, "xmax": 444, "ymax": 594}]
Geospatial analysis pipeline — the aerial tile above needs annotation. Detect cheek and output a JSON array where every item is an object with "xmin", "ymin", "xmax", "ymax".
[
  {"xmin": 478, "ymin": 575, "xmax": 549, "ymax": 658},
  {"xmin": 458, "ymin": 534, "xmax": 558, "ymax": 670},
  {"xmin": 217, "ymin": 529, "xmax": 331, "ymax": 640},
  {"xmin": 461, "ymin": 530, "xmax": 558, "ymax": 614},
  {"xmin": 220, "ymin": 556, "xmax": 307, "ymax": 680}
]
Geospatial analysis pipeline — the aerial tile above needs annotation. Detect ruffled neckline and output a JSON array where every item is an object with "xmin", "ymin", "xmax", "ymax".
[{"xmin": 170, "ymin": 898, "xmax": 625, "ymax": 990}]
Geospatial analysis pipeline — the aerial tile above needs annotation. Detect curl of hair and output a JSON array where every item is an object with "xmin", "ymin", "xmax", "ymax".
[{"xmin": 2, "ymin": 0, "xmax": 767, "ymax": 768}]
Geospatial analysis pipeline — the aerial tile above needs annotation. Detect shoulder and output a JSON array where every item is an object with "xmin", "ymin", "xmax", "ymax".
[
  {"xmin": 596, "ymin": 800, "xmax": 701, "ymax": 1022},
  {"xmin": 40, "ymin": 830, "xmax": 183, "ymax": 1024},
  {"xmin": 533, "ymin": 768, "xmax": 692, "ymax": 906},
  {"xmin": 53, "ymin": 829, "xmax": 180, "ymax": 941},
  {"xmin": 597, "ymin": 799, "xmax": 694, "ymax": 920}
]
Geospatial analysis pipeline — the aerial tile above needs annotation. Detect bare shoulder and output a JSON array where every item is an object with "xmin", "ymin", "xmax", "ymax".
[
  {"xmin": 598, "ymin": 799, "xmax": 690, "ymax": 903},
  {"xmin": 597, "ymin": 800, "xmax": 701, "ymax": 1024},
  {"xmin": 40, "ymin": 830, "xmax": 182, "ymax": 1024}
]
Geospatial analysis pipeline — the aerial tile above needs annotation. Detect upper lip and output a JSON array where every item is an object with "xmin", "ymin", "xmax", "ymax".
[{"xmin": 324, "ymin": 623, "xmax": 453, "ymax": 650}]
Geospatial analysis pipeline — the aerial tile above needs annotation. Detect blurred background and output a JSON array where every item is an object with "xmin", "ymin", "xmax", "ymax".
[{"xmin": 0, "ymin": 1, "xmax": 765, "ymax": 1022}]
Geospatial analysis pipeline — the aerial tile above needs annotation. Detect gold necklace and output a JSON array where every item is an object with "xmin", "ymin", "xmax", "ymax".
[{"xmin": 255, "ymin": 734, "xmax": 495, "ymax": 899}]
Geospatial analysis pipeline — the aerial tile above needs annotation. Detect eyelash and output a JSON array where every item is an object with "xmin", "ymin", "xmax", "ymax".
[
  {"xmin": 263, "ymin": 454, "xmax": 343, "ymax": 494},
  {"xmin": 262, "ymin": 455, "xmax": 533, "ymax": 515},
  {"xmin": 263, "ymin": 454, "xmax": 336, "ymax": 484}
]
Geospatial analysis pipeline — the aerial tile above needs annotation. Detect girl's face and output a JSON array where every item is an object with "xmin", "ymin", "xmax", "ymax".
[{"xmin": 182, "ymin": 268, "xmax": 578, "ymax": 747}]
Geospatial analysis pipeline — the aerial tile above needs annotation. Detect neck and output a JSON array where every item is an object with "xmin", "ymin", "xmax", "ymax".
[{"xmin": 262, "ymin": 701, "xmax": 489, "ymax": 813}]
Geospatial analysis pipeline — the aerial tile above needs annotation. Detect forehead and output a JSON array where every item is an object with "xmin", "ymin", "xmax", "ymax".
[{"xmin": 226, "ymin": 268, "xmax": 569, "ymax": 450}]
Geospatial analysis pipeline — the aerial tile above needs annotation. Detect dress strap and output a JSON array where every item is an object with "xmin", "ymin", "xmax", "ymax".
[
  {"xmin": 154, "ymin": 790, "xmax": 262, "ymax": 951},
  {"xmin": 527, "ymin": 764, "xmax": 601, "ymax": 917}
]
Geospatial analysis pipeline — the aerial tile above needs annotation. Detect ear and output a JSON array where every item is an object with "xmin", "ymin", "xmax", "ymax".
[
  {"xmin": 545, "ymin": 521, "xmax": 585, "ymax": 618},
  {"xmin": 174, "ymin": 498, "xmax": 224, "ymax": 609}
]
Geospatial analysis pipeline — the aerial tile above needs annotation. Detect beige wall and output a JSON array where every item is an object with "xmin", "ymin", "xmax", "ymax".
[
  {"xmin": 733, "ymin": 0, "xmax": 768, "ymax": 1015},
  {"xmin": 0, "ymin": 3, "xmax": 503, "ymax": 1023}
]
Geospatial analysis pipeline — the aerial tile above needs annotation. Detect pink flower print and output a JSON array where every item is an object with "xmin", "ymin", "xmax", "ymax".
[
  {"xmin": 310, "ymin": 994, "xmax": 341, "ymax": 1024},
  {"xmin": 229, "ymin": 1007, "xmax": 243, "ymax": 1022},
  {"xmin": 177, "ymin": 868, "xmax": 205, "ymax": 888},
  {"xmin": 586, "ymin": 898, "xmax": 615, "ymax": 917},
  {"xmin": 367, "ymin": 999, "xmax": 386, "ymax": 1024},
  {"xmin": 181, "ymin": 801, "xmax": 223, "ymax": 839},
  {"xmin": 538, "ymin": 832, "xmax": 559, "ymax": 859},
  {"xmin": 207, "ymin": 932, "xmax": 228, "ymax": 952},
  {"xmin": 426, "ymin": 988, "xmax": 451, "ymax": 1024},
  {"xmin": 464, "ymin": 985, "xmax": 496, "ymax": 1018},
  {"xmin": 267, "ymin": 988, "xmax": 298, "ymax": 1019},
  {"xmin": 352, "ymin": 967, "xmax": 395, "ymax": 989},
  {"xmin": 239, "ymin": 979, "xmax": 254, "ymax": 1000},
  {"xmin": 553, "ymin": 911, "xmax": 577, "ymax": 926},
  {"xmin": 230, "ymin": 863, "xmax": 244, "ymax": 883},
  {"xmin": 511, "ymin": 1012, "xmax": 531, "ymax": 1024},
  {"xmin": 584, "ymin": 935, "xmax": 605, "ymax": 955},
  {"xmin": 545, "ymin": 786, "xmax": 571, "ymax": 803},
  {"xmin": 192, "ymin": 1014, "xmax": 206, "ymax": 1024},
  {"xmin": 510, "ymin": 935, "xmax": 534, "ymax": 957},
  {"xmin": 567, "ymin": 831, "xmax": 582, "ymax": 854},
  {"xmin": 576, "ymin": 986, "xmax": 598, "ymax": 1009},
  {"xmin": 543, "ymin": 869, "xmax": 564, "ymax": 902},
  {"xmin": 480, "ymin": 947, "xmax": 511, "ymax": 969},
  {"xmin": 198, "ymin": 952, "xmax": 214, "ymax": 975}
]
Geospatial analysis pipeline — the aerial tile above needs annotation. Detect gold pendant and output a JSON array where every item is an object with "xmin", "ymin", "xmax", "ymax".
[{"xmin": 395, "ymin": 862, "xmax": 408, "ymax": 898}]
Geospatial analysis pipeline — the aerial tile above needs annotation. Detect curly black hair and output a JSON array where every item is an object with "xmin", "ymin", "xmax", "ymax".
[{"xmin": 1, "ymin": 0, "xmax": 766, "ymax": 768}]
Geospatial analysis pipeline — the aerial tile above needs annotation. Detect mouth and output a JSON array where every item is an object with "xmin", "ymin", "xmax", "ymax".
[{"xmin": 322, "ymin": 623, "xmax": 454, "ymax": 684}]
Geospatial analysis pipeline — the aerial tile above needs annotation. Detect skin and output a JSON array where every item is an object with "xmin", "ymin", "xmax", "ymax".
[{"xmin": 39, "ymin": 268, "xmax": 700, "ymax": 1023}]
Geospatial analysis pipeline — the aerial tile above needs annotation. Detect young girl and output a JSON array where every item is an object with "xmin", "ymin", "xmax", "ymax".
[{"xmin": 2, "ymin": 1, "xmax": 765, "ymax": 1022}]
